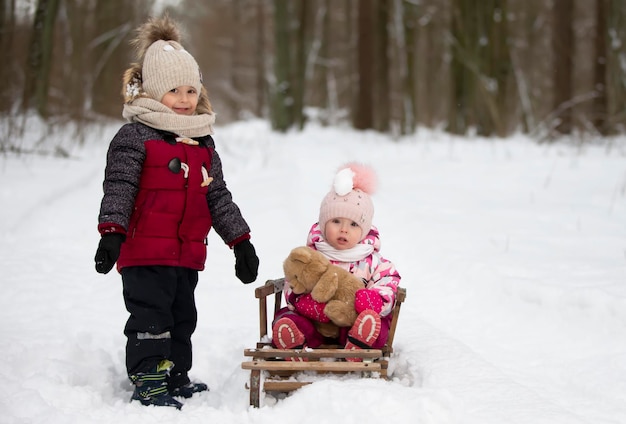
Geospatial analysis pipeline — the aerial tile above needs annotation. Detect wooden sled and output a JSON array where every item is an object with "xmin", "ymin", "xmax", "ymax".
[{"xmin": 241, "ymin": 278, "xmax": 406, "ymax": 407}]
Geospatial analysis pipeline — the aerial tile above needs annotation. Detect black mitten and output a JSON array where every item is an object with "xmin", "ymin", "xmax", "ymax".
[
  {"xmin": 233, "ymin": 239, "xmax": 259, "ymax": 284},
  {"xmin": 94, "ymin": 233, "xmax": 125, "ymax": 274}
]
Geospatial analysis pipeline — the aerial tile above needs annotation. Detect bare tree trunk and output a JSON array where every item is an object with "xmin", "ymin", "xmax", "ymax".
[
  {"xmin": 345, "ymin": 0, "xmax": 356, "ymax": 123},
  {"xmin": 607, "ymin": 0, "xmax": 626, "ymax": 133},
  {"xmin": 374, "ymin": 0, "xmax": 390, "ymax": 132},
  {"xmin": 318, "ymin": 0, "xmax": 330, "ymax": 122},
  {"xmin": 293, "ymin": 0, "xmax": 310, "ymax": 129},
  {"xmin": 0, "ymin": 0, "xmax": 17, "ymax": 112},
  {"xmin": 552, "ymin": 0, "xmax": 574, "ymax": 135},
  {"xmin": 22, "ymin": 0, "xmax": 60, "ymax": 118},
  {"xmin": 354, "ymin": 0, "xmax": 374, "ymax": 130},
  {"xmin": 481, "ymin": 0, "xmax": 512, "ymax": 137},
  {"xmin": 421, "ymin": 0, "xmax": 447, "ymax": 129},
  {"xmin": 448, "ymin": 0, "xmax": 473, "ymax": 134},
  {"xmin": 255, "ymin": 0, "xmax": 266, "ymax": 117},
  {"xmin": 271, "ymin": 0, "xmax": 292, "ymax": 131},
  {"xmin": 592, "ymin": 0, "xmax": 608, "ymax": 134},
  {"xmin": 228, "ymin": 0, "xmax": 244, "ymax": 120},
  {"xmin": 401, "ymin": 0, "xmax": 418, "ymax": 134}
]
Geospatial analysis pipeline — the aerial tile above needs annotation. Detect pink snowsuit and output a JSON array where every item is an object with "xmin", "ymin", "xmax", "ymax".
[{"xmin": 272, "ymin": 223, "xmax": 401, "ymax": 348}]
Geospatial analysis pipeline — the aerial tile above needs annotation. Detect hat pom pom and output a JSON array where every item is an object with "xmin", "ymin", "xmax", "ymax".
[
  {"xmin": 333, "ymin": 162, "xmax": 377, "ymax": 196},
  {"xmin": 130, "ymin": 15, "xmax": 182, "ymax": 62},
  {"xmin": 333, "ymin": 168, "xmax": 355, "ymax": 196}
]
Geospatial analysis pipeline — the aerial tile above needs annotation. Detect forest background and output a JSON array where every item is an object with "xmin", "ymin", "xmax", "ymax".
[{"xmin": 2, "ymin": 0, "xmax": 626, "ymax": 151}]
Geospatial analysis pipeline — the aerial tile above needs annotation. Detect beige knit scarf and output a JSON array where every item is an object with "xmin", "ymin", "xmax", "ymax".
[{"xmin": 122, "ymin": 97, "xmax": 215, "ymax": 138}]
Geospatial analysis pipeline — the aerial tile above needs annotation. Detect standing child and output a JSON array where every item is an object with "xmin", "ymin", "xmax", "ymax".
[
  {"xmin": 94, "ymin": 15, "xmax": 259, "ymax": 409},
  {"xmin": 272, "ymin": 163, "xmax": 400, "ymax": 360}
]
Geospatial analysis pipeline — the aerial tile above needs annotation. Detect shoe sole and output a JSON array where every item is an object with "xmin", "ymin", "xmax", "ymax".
[
  {"xmin": 131, "ymin": 393, "xmax": 183, "ymax": 409},
  {"xmin": 349, "ymin": 310, "xmax": 381, "ymax": 345},
  {"xmin": 273, "ymin": 317, "xmax": 307, "ymax": 362},
  {"xmin": 170, "ymin": 383, "xmax": 209, "ymax": 399},
  {"xmin": 274, "ymin": 318, "xmax": 306, "ymax": 349},
  {"xmin": 345, "ymin": 310, "xmax": 381, "ymax": 362}
]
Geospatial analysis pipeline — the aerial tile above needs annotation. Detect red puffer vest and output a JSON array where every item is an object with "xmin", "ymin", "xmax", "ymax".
[{"xmin": 117, "ymin": 137, "xmax": 213, "ymax": 271}]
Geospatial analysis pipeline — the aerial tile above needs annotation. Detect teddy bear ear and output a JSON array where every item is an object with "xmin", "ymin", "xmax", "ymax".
[{"xmin": 289, "ymin": 246, "xmax": 313, "ymax": 264}]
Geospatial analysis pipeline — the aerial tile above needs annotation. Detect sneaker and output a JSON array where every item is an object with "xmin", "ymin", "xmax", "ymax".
[
  {"xmin": 130, "ymin": 359, "xmax": 183, "ymax": 409},
  {"xmin": 345, "ymin": 310, "xmax": 381, "ymax": 362},
  {"xmin": 169, "ymin": 381, "xmax": 209, "ymax": 399},
  {"xmin": 272, "ymin": 317, "xmax": 308, "ymax": 361}
]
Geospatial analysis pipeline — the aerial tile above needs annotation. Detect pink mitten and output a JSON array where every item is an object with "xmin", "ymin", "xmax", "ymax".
[
  {"xmin": 294, "ymin": 293, "xmax": 331, "ymax": 323},
  {"xmin": 354, "ymin": 289, "xmax": 384, "ymax": 314}
]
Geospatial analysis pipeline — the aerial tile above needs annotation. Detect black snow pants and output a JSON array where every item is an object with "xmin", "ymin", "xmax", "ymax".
[{"xmin": 121, "ymin": 265, "xmax": 198, "ymax": 383}]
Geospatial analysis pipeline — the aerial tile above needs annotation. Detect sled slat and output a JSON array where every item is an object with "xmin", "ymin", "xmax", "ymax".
[
  {"xmin": 242, "ymin": 360, "xmax": 381, "ymax": 372},
  {"xmin": 263, "ymin": 381, "xmax": 312, "ymax": 392},
  {"xmin": 244, "ymin": 348, "xmax": 383, "ymax": 359}
]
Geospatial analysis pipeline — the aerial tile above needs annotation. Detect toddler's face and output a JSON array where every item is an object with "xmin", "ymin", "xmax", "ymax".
[
  {"xmin": 160, "ymin": 85, "xmax": 198, "ymax": 115},
  {"xmin": 324, "ymin": 217, "xmax": 362, "ymax": 250}
]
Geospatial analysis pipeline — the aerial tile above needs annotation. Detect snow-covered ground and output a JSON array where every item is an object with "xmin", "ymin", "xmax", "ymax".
[{"xmin": 1, "ymin": 119, "xmax": 625, "ymax": 423}]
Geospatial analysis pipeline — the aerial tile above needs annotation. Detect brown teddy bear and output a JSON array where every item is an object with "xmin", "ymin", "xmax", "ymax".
[{"xmin": 283, "ymin": 246, "xmax": 364, "ymax": 338}]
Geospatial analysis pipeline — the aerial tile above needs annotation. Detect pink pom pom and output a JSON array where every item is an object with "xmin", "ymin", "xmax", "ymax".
[{"xmin": 337, "ymin": 162, "xmax": 377, "ymax": 195}]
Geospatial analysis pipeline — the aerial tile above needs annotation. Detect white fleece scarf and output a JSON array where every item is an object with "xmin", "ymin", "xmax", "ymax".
[
  {"xmin": 314, "ymin": 241, "xmax": 374, "ymax": 263},
  {"xmin": 122, "ymin": 97, "xmax": 215, "ymax": 138}
]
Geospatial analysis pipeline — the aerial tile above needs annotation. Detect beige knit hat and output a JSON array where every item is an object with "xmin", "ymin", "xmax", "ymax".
[
  {"xmin": 142, "ymin": 39, "xmax": 202, "ymax": 102},
  {"xmin": 318, "ymin": 163, "xmax": 377, "ymax": 241},
  {"xmin": 123, "ymin": 15, "xmax": 204, "ymax": 104}
]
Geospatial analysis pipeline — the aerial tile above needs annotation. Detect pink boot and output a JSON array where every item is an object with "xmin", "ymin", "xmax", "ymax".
[
  {"xmin": 345, "ymin": 310, "xmax": 381, "ymax": 362},
  {"xmin": 272, "ymin": 317, "xmax": 307, "ymax": 361}
]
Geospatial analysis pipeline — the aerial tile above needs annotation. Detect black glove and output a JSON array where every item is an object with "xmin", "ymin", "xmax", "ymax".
[
  {"xmin": 94, "ymin": 233, "xmax": 125, "ymax": 274},
  {"xmin": 233, "ymin": 239, "xmax": 259, "ymax": 284}
]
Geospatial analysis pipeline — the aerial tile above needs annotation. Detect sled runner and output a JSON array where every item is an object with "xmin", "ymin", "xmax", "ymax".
[{"xmin": 241, "ymin": 278, "xmax": 406, "ymax": 407}]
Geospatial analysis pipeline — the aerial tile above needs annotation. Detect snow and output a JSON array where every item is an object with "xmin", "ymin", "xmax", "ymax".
[{"xmin": 1, "ymin": 118, "xmax": 625, "ymax": 424}]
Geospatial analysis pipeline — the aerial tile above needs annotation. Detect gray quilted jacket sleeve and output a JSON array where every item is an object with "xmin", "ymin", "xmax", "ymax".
[
  {"xmin": 205, "ymin": 137, "xmax": 251, "ymax": 245},
  {"xmin": 97, "ymin": 124, "xmax": 146, "ymax": 231}
]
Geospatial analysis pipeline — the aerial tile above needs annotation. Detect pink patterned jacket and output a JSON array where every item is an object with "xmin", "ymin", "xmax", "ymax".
[{"xmin": 285, "ymin": 223, "xmax": 401, "ymax": 317}]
